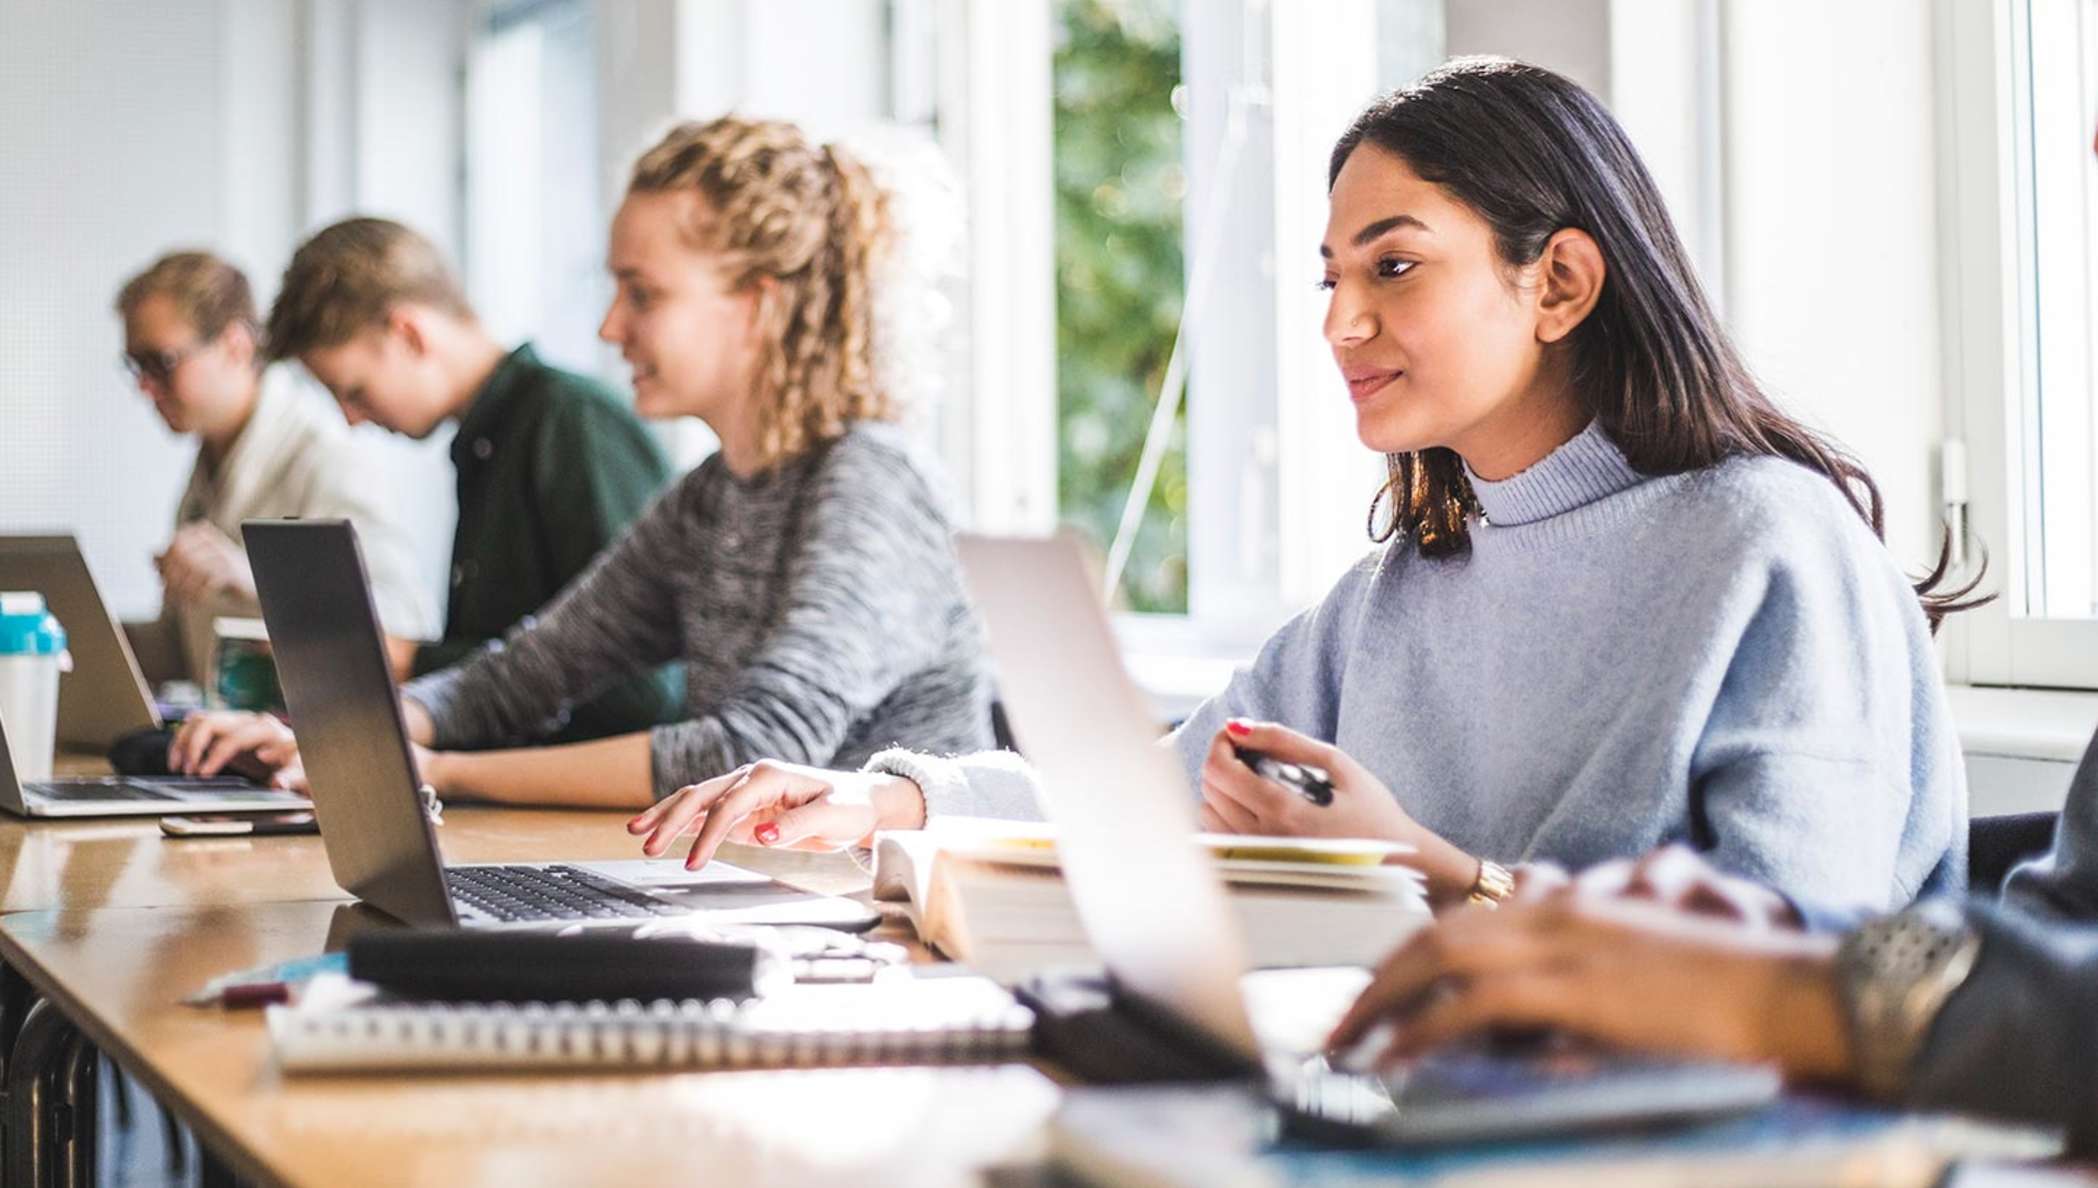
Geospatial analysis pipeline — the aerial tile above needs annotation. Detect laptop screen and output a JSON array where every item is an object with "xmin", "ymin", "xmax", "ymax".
[
  {"xmin": 956, "ymin": 533, "xmax": 1263, "ymax": 1065},
  {"xmin": 245, "ymin": 520, "xmax": 456, "ymax": 926},
  {"xmin": 0, "ymin": 535, "xmax": 159, "ymax": 747}
]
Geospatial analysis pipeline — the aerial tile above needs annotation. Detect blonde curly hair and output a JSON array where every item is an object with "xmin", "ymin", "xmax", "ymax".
[{"xmin": 628, "ymin": 117, "xmax": 899, "ymax": 469}]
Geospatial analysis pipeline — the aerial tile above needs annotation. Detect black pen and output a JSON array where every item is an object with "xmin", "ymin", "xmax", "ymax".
[{"xmin": 1233, "ymin": 745, "xmax": 1336, "ymax": 807}]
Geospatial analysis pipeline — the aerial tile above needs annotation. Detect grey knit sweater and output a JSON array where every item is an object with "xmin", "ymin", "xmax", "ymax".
[{"xmin": 405, "ymin": 421, "xmax": 994, "ymax": 798}]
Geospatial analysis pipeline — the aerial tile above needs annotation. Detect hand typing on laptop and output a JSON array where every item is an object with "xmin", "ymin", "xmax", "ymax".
[
  {"xmin": 1323, "ymin": 867, "xmax": 1847, "ymax": 1082},
  {"xmin": 1512, "ymin": 844, "xmax": 1803, "ymax": 930},
  {"xmin": 627, "ymin": 759, "xmax": 927, "ymax": 871},
  {"xmin": 167, "ymin": 710, "xmax": 309, "ymax": 791}
]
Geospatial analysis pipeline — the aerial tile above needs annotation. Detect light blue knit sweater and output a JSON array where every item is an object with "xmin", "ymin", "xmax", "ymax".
[{"xmin": 882, "ymin": 422, "xmax": 1966, "ymax": 922}]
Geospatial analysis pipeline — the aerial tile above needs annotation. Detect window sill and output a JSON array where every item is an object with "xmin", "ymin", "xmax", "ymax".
[
  {"xmin": 1123, "ymin": 650, "xmax": 1243, "ymax": 723},
  {"xmin": 1114, "ymin": 614, "xmax": 1270, "ymax": 724},
  {"xmin": 1948, "ymin": 684, "xmax": 2098, "ymax": 764}
]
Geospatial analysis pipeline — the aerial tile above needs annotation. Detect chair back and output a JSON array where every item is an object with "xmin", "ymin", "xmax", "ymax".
[{"xmin": 1969, "ymin": 811, "xmax": 2061, "ymax": 893}]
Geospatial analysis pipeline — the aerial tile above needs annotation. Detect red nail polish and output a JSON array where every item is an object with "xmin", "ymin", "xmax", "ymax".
[
  {"xmin": 754, "ymin": 822, "xmax": 781, "ymax": 845},
  {"xmin": 1225, "ymin": 719, "xmax": 1252, "ymax": 738}
]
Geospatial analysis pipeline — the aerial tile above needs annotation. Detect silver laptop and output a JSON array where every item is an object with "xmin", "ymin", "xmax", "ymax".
[
  {"xmin": 958, "ymin": 533, "xmax": 1781, "ymax": 1145},
  {"xmin": 244, "ymin": 518, "xmax": 880, "ymax": 933},
  {"xmin": 0, "ymin": 535, "xmax": 160, "ymax": 748},
  {"xmin": 0, "ymin": 710, "xmax": 306, "ymax": 818}
]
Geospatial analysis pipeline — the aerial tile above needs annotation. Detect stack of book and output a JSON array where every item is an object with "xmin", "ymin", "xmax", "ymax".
[{"xmin": 872, "ymin": 819, "xmax": 1431, "ymax": 981}]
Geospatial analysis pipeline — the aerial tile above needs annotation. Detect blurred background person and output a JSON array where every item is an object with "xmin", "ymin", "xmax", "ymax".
[{"xmin": 114, "ymin": 250, "xmax": 434, "ymax": 689}]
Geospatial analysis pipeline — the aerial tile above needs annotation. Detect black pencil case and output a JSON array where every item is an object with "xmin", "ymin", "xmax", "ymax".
[{"xmin": 346, "ymin": 931, "xmax": 765, "ymax": 1003}]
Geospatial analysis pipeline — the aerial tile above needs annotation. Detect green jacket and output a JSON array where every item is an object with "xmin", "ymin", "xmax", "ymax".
[{"xmin": 410, "ymin": 344, "xmax": 682, "ymax": 741}]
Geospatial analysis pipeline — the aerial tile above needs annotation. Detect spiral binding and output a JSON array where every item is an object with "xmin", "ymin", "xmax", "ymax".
[{"xmin": 270, "ymin": 977, "xmax": 1036, "ymax": 1072}]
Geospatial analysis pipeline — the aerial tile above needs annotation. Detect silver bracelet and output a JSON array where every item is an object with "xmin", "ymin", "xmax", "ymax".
[{"xmin": 1833, "ymin": 898, "xmax": 1981, "ymax": 1100}]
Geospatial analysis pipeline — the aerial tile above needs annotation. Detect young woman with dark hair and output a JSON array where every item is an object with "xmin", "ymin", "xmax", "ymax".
[
  {"xmin": 1319, "ymin": 113, "xmax": 2098, "ymax": 1152},
  {"xmin": 629, "ymin": 58, "xmax": 1977, "ymax": 928}
]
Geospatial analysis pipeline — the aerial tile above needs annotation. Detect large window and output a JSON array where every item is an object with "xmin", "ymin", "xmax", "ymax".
[
  {"xmin": 1052, "ymin": 0, "xmax": 1188, "ymax": 613},
  {"xmin": 1027, "ymin": 0, "xmax": 1394, "ymax": 643},
  {"xmin": 465, "ymin": 0, "xmax": 605, "ymax": 377},
  {"xmin": 1944, "ymin": 0, "xmax": 2098, "ymax": 686},
  {"xmin": 456, "ymin": 0, "xmax": 1403, "ymax": 647},
  {"xmin": 2009, "ymin": 0, "xmax": 2098, "ymax": 621}
]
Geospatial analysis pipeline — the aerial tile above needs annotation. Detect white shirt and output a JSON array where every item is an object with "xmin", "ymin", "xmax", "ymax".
[{"xmin": 163, "ymin": 368, "xmax": 435, "ymax": 681}]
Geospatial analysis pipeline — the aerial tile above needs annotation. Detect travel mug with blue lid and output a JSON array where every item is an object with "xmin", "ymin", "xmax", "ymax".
[{"xmin": 0, "ymin": 592, "xmax": 70, "ymax": 784}]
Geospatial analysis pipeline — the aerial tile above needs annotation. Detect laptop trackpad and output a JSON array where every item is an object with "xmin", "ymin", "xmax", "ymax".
[{"xmin": 581, "ymin": 859, "xmax": 880, "ymax": 930}]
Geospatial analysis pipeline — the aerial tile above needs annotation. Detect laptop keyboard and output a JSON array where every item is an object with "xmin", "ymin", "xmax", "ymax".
[
  {"xmin": 445, "ymin": 864, "xmax": 689, "ymax": 923},
  {"xmin": 27, "ymin": 776, "xmax": 275, "ymax": 802},
  {"xmin": 27, "ymin": 778, "xmax": 175, "ymax": 801}
]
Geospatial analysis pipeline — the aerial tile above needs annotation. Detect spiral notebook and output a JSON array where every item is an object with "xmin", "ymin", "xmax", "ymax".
[{"xmin": 267, "ymin": 973, "xmax": 1036, "ymax": 1073}]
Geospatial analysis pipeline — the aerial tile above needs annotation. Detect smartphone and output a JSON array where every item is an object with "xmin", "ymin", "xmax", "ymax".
[{"xmin": 160, "ymin": 811, "xmax": 319, "ymax": 838}]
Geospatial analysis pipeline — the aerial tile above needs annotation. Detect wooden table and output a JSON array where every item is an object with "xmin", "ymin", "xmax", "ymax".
[
  {"xmin": 0, "ymin": 784, "xmax": 1051, "ymax": 1187},
  {"xmin": 0, "ymin": 802, "xmax": 875, "ymax": 914},
  {"xmin": 0, "ymin": 895, "xmax": 1058, "ymax": 1187}
]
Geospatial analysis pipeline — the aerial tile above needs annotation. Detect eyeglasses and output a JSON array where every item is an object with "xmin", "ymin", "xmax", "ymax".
[{"xmin": 120, "ymin": 340, "xmax": 208, "ymax": 386}]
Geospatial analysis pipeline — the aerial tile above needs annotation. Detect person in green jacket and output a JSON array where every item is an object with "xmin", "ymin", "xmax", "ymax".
[{"xmin": 262, "ymin": 216, "xmax": 681, "ymax": 741}]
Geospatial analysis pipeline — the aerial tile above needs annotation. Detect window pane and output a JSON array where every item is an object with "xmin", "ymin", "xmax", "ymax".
[
  {"xmin": 2017, "ymin": 0, "xmax": 2098, "ymax": 618},
  {"xmin": 1053, "ymin": 0, "xmax": 1188, "ymax": 613},
  {"xmin": 465, "ymin": 0, "xmax": 601, "ymax": 375}
]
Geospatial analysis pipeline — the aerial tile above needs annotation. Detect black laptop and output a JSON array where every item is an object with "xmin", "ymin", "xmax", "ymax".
[{"xmin": 243, "ymin": 519, "xmax": 878, "ymax": 933}]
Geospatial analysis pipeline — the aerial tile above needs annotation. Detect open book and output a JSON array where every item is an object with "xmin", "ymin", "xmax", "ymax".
[
  {"xmin": 872, "ymin": 820, "xmax": 1431, "ymax": 980},
  {"xmin": 266, "ymin": 972, "xmax": 1035, "ymax": 1073}
]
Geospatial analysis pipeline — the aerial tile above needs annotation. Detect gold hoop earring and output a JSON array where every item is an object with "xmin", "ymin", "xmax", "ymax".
[{"xmin": 1367, "ymin": 480, "xmax": 1393, "ymax": 542}]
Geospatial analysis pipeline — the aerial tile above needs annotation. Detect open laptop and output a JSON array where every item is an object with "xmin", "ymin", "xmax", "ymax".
[
  {"xmin": 243, "ymin": 518, "xmax": 880, "ymax": 933},
  {"xmin": 958, "ymin": 533, "xmax": 1781, "ymax": 1146},
  {"xmin": 0, "ymin": 535, "xmax": 160, "ymax": 748},
  {"xmin": 0, "ymin": 710, "xmax": 306, "ymax": 818}
]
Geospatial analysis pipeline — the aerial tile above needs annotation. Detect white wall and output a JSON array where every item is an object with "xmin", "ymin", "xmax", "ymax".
[
  {"xmin": 0, "ymin": 0, "xmax": 468, "ymax": 620},
  {"xmin": 319, "ymin": 0, "xmax": 471, "ymax": 606},
  {"xmin": 592, "ymin": 0, "xmax": 930, "ymax": 470},
  {"xmin": 1720, "ymin": 0, "xmax": 1944, "ymax": 572},
  {"xmin": 1444, "ymin": 0, "xmax": 1612, "ymax": 97},
  {"xmin": 0, "ymin": 1, "xmax": 251, "ymax": 617},
  {"xmin": 1608, "ymin": 0, "xmax": 1725, "ymax": 298},
  {"xmin": 1438, "ymin": 0, "xmax": 1945, "ymax": 574}
]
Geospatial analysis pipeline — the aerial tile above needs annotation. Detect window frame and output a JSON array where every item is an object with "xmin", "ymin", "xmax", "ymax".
[
  {"xmin": 948, "ymin": 0, "xmax": 1389, "ymax": 660},
  {"xmin": 937, "ymin": 0, "xmax": 1060, "ymax": 536},
  {"xmin": 1939, "ymin": 0, "xmax": 2098, "ymax": 689}
]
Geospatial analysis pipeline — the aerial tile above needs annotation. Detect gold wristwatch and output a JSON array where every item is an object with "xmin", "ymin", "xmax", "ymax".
[
  {"xmin": 1467, "ymin": 858, "xmax": 1515, "ymax": 908},
  {"xmin": 1833, "ymin": 898, "xmax": 1981, "ymax": 1100}
]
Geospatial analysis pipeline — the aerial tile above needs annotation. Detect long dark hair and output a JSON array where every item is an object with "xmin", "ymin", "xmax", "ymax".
[{"xmin": 1332, "ymin": 57, "xmax": 1984, "ymax": 629}]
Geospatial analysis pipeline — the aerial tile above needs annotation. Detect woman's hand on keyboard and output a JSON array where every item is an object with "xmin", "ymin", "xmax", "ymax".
[
  {"xmin": 167, "ymin": 710, "xmax": 308, "ymax": 790},
  {"xmin": 1564, "ymin": 845, "xmax": 1803, "ymax": 930},
  {"xmin": 626, "ymin": 760, "xmax": 925, "ymax": 870},
  {"xmin": 1323, "ymin": 894, "xmax": 1847, "ymax": 1080}
]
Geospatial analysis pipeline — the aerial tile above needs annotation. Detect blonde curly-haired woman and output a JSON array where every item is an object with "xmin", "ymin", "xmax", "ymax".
[{"xmin": 173, "ymin": 117, "xmax": 992, "ymax": 810}]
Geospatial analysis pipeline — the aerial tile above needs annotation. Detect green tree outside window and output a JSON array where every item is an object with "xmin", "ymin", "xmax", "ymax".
[{"xmin": 1053, "ymin": 0, "xmax": 1188, "ymax": 612}]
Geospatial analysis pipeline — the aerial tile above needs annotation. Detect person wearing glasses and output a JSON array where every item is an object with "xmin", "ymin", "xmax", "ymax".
[
  {"xmin": 168, "ymin": 118, "xmax": 994, "ymax": 809},
  {"xmin": 114, "ymin": 250, "xmax": 434, "ymax": 687}
]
